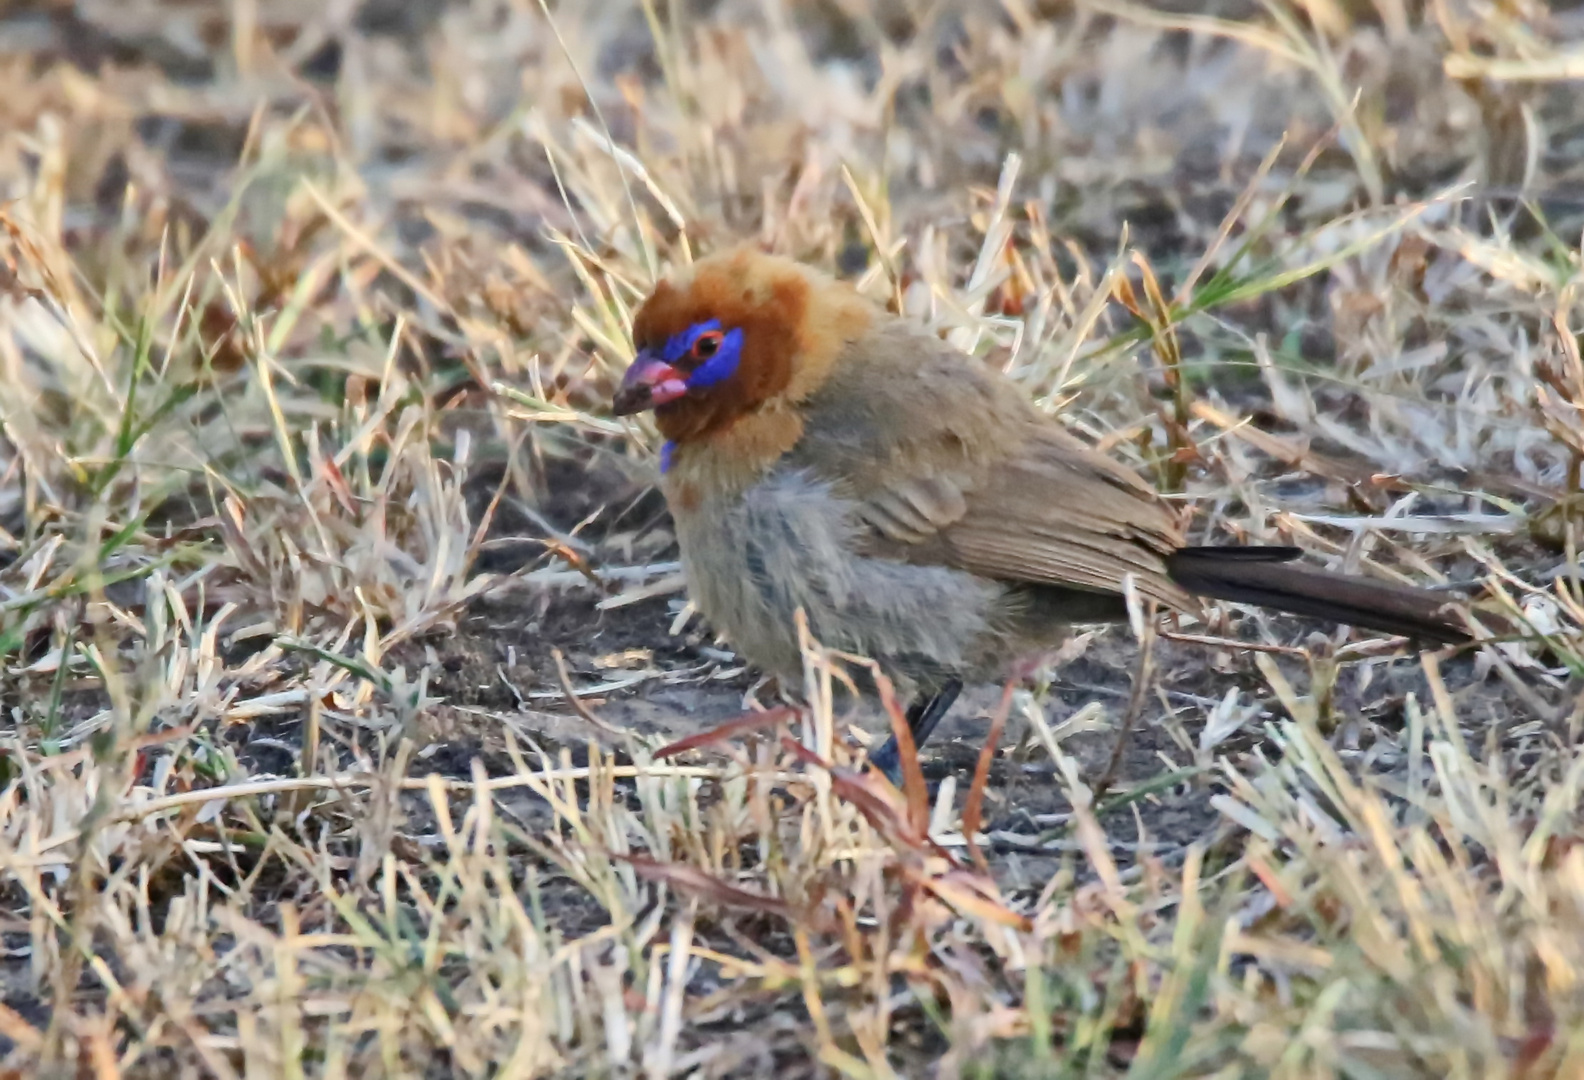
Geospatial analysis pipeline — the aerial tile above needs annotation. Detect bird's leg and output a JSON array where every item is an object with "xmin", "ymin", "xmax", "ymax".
[
  {"xmin": 868, "ymin": 678, "xmax": 964, "ymax": 785},
  {"xmin": 905, "ymin": 677, "xmax": 963, "ymax": 749}
]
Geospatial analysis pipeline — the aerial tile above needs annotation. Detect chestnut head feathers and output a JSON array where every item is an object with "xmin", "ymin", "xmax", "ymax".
[{"xmin": 611, "ymin": 247, "xmax": 872, "ymax": 446}]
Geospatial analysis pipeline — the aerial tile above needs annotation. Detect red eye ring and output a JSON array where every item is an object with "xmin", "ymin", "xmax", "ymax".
[{"xmin": 691, "ymin": 330, "xmax": 723, "ymax": 360}]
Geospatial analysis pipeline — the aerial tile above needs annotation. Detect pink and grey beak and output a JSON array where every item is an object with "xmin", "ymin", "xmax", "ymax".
[{"xmin": 612, "ymin": 351, "xmax": 689, "ymax": 416}]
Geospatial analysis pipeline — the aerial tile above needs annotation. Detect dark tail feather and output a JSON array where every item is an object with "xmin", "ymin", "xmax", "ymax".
[{"xmin": 1165, "ymin": 546, "xmax": 1470, "ymax": 645}]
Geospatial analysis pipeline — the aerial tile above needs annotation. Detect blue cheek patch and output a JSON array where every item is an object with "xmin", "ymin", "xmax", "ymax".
[
  {"xmin": 659, "ymin": 440, "xmax": 676, "ymax": 474},
  {"xmin": 655, "ymin": 320, "xmax": 744, "ymax": 394},
  {"xmin": 660, "ymin": 322, "xmax": 710, "ymax": 364},
  {"xmin": 685, "ymin": 327, "xmax": 744, "ymax": 390}
]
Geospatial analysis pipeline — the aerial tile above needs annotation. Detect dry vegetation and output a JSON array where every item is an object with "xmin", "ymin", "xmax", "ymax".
[{"xmin": 3, "ymin": 0, "xmax": 1584, "ymax": 1075}]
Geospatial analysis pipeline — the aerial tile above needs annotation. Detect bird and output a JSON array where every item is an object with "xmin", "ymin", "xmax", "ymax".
[{"xmin": 610, "ymin": 246, "xmax": 1471, "ymax": 780}]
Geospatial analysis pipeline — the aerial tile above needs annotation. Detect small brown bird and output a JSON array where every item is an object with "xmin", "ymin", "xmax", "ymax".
[{"xmin": 612, "ymin": 247, "xmax": 1469, "ymax": 776}]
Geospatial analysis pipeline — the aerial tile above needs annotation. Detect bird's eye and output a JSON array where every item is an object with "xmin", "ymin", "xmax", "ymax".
[{"xmin": 690, "ymin": 330, "xmax": 723, "ymax": 361}]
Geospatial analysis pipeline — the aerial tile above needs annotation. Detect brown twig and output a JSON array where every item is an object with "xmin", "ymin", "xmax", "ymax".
[
  {"xmin": 654, "ymin": 705, "xmax": 798, "ymax": 759},
  {"xmin": 962, "ymin": 680, "xmax": 1017, "ymax": 875},
  {"xmin": 551, "ymin": 647, "xmax": 626, "ymax": 737},
  {"xmin": 875, "ymin": 671, "xmax": 930, "ymax": 834},
  {"xmin": 1093, "ymin": 614, "xmax": 1159, "ymax": 803}
]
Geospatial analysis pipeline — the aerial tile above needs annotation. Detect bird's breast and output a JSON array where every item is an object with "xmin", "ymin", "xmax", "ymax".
[
  {"xmin": 664, "ymin": 471, "xmax": 807, "ymax": 679},
  {"xmin": 662, "ymin": 464, "xmax": 1010, "ymax": 689}
]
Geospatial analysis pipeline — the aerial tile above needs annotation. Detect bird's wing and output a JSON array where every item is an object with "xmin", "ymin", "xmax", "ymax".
[
  {"xmin": 931, "ymin": 429, "xmax": 1194, "ymax": 610},
  {"xmin": 793, "ymin": 322, "xmax": 1194, "ymax": 611}
]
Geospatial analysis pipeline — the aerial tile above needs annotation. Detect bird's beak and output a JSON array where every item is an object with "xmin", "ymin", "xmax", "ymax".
[{"xmin": 612, "ymin": 351, "xmax": 689, "ymax": 416}]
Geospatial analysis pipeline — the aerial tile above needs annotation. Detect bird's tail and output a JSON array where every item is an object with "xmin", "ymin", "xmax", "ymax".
[{"xmin": 1164, "ymin": 546, "xmax": 1471, "ymax": 645}]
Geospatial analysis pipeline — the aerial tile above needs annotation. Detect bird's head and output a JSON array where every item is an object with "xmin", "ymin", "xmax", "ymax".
[{"xmin": 612, "ymin": 247, "xmax": 873, "ymax": 446}]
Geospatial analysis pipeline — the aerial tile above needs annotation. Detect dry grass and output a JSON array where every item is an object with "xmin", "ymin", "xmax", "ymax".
[{"xmin": 2, "ymin": 0, "xmax": 1584, "ymax": 1076}]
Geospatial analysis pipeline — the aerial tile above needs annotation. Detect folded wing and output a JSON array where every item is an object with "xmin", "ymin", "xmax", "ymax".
[{"xmin": 793, "ymin": 322, "xmax": 1196, "ymax": 611}]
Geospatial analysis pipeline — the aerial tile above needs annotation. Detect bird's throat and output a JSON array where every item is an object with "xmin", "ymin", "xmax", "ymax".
[{"xmin": 661, "ymin": 406, "xmax": 805, "ymax": 507}]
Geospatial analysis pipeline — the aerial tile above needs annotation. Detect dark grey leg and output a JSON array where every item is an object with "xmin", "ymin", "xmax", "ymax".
[{"xmin": 868, "ymin": 678, "xmax": 964, "ymax": 785}]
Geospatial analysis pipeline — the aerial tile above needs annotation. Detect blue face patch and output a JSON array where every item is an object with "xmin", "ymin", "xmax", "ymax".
[
  {"xmin": 657, "ymin": 320, "xmax": 745, "ymax": 393},
  {"xmin": 659, "ymin": 440, "xmax": 676, "ymax": 474}
]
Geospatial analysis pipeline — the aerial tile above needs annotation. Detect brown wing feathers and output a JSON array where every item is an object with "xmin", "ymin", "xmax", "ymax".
[
  {"xmin": 936, "ymin": 429, "xmax": 1196, "ymax": 611},
  {"xmin": 796, "ymin": 322, "xmax": 1470, "ymax": 644}
]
